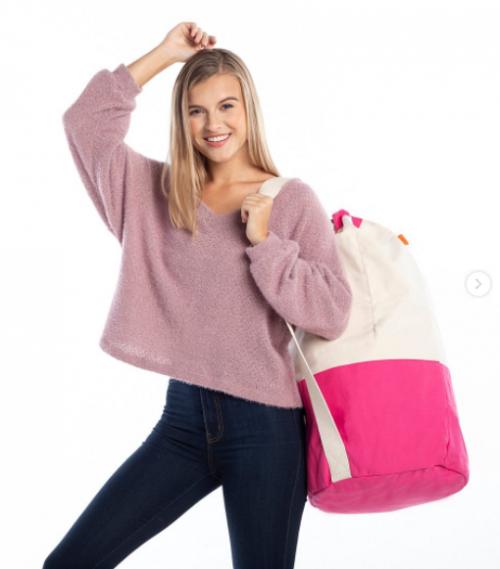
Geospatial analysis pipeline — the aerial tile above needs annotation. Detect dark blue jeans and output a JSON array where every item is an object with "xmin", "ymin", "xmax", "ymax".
[{"xmin": 43, "ymin": 378, "xmax": 308, "ymax": 568}]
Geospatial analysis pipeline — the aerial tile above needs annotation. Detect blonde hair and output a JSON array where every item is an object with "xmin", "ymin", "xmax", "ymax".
[{"xmin": 160, "ymin": 47, "xmax": 280, "ymax": 240}]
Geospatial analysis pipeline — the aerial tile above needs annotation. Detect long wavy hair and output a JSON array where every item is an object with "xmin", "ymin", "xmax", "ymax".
[{"xmin": 160, "ymin": 48, "xmax": 280, "ymax": 240}]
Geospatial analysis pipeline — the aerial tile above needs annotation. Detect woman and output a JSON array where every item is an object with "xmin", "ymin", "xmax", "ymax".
[{"xmin": 45, "ymin": 21, "xmax": 352, "ymax": 568}]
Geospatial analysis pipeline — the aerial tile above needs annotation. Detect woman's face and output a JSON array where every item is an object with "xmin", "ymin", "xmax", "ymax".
[{"xmin": 188, "ymin": 73, "xmax": 248, "ymax": 164}]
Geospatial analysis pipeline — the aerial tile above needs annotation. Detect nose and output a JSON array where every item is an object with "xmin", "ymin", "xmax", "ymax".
[
  {"xmin": 205, "ymin": 122, "xmax": 226, "ymax": 133},
  {"xmin": 204, "ymin": 110, "xmax": 228, "ymax": 132}
]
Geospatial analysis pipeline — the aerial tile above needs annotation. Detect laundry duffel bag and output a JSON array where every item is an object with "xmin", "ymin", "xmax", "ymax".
[
  {"xmin": 259, "ymin": 177, "xmax": 469, "ymax": 514},
  {"xmin": 290, "ymin": 207, "xmax": 469, "ymax": 513}
]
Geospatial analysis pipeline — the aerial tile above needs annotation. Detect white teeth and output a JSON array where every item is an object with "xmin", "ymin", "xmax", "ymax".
[{"xmin": 206, "ymin": 134, "xmax": 230, "ymax": 142}]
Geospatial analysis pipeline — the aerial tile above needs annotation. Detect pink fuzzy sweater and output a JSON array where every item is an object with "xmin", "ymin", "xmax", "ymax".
[{"xmin": 62, "ymin": 63, "xmax": 352, "ymax": 408}]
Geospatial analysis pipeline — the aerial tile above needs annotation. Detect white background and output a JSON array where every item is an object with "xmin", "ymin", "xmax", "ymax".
[{"xmin": 2, "ymin": 0, "xmax": 498, "ymax": 567}]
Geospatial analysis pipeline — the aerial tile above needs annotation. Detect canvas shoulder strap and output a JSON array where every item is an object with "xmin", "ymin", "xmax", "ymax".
[{"xmin": 257, "ymin": 176, "xmax": 294, "ymax": 198}]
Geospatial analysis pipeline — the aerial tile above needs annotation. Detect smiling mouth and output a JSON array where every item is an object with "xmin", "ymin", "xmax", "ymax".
[
  {"xmin": 203, "ymin": 133, "xmax": 232, "ymax": 147},
  {"xmin": 203, "ymin": 133, "xmax": 231, "ymax": 141}
]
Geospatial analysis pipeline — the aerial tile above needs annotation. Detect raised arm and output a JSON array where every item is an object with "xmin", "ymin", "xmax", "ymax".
[
  {"xmin": 61, "ymin": 46, "xmax": 175, "ymax": 243},
  {"xmin": 62, "ymin": 24, "xmax": 216, "ymax": 243}
]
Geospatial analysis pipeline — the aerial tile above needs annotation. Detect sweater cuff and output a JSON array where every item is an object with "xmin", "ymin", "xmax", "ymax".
[
  {"xmin": 245, "ymin": 230, "xmax": 298, "ymax": 264},
  {"xmin": 112, "ymin": 63, "xmax": 143, "ymax": 97}
]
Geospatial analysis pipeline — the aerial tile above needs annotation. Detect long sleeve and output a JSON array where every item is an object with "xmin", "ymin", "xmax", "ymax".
[
  {"xmin": 245, "ymin": 181, "xmax": 352, "ymax": 341},
  {"xmin": 62, "ymin": 63, "xmax": 151, "ymax": 244}
]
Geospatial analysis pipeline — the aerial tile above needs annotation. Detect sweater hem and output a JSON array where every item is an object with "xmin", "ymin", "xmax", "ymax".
[{"xmin": 99, "ymin": 337, "xmax": 304, "ymax": 410}]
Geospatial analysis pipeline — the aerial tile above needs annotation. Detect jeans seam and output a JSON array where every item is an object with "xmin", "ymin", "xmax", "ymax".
[
  {"xmin": 207, "ymin": 444, "xmax": 223, "ymax": 483},
  {"xmin": 282, "ymin": 439, "xmax": 302, "ymax": 569},
  {"xmin": 92, "ymin": 473, "xmax": 215, "ymax": 569},
  {"xmin": 206, "ymin": 394, "xmax": 224, "ymax": 443},
  {"xmin": 213, "ymin": 395, "xmax": 224, "ymax": 442}
]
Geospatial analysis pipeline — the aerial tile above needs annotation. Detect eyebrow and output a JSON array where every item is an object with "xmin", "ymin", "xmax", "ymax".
[{"xmin": 188, "ymin": 96, "xmax": 239, "ymax": 109}]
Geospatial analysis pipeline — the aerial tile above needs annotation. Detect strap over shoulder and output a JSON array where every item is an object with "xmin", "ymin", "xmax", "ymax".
[{"xmin": 257, "ymin": 176, "xmax": 294, "ymax": 199}]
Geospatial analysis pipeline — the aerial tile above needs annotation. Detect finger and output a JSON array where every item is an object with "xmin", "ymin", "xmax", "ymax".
[
  {"xmin": 201, "ymin": 32, "xmax": 209, "ymax": 47},
  {"xmin": 194, "ymin": 28, "xmax": 204, "ymax": 43},
  {"xmin": 243, "ymin": 195, "xmax": 271, "ymax": 207}
]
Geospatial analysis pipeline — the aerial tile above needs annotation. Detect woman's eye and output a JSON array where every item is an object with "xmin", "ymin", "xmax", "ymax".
[{"xmin": 189, "ymin": 103, "xmax": 234, "ymax": 116}]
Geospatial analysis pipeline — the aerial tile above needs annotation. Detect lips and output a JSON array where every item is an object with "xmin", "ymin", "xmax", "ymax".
[
  {"xmin": 203, "ymin": 133, "xmax": 232, "ymax": 148},
  {"xmin": 203, "ymin": 133, "xmax": 231, "ymax": 141}
]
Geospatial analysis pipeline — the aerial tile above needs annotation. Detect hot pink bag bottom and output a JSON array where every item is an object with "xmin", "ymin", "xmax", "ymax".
[{"xmin": 296, "ymin": 358, "xmax": 469, "ymax": 513}]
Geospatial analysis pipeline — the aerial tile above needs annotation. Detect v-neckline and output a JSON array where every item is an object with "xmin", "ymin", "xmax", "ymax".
[
  {"xmin": 198, "ymin": 176, "xmax": 289, "ymax": 219},
  {"xmin": 199, "ymin": 199, "xmax": 242, "ymax": 218}
]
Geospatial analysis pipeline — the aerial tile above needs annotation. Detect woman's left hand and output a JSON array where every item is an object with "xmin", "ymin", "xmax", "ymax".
[{"xmin": 241, "ymin": 193, "xmax": 273, "ymax": 245}]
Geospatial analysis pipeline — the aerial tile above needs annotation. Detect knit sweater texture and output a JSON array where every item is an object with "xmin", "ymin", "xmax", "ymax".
[{"xmin": 62, "ymin": 62, "xmax": 353, "ymax": 409}]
